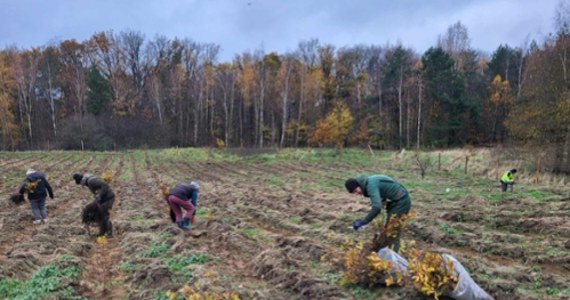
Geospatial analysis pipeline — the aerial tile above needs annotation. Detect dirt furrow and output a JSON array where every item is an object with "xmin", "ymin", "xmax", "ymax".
[{"xmin": 77, "ymin": 153, "xmax": 127, "ymax": 299}]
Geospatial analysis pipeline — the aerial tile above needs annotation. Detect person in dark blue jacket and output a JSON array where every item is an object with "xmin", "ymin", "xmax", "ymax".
[
  {"xmin": 18, "ymin": 169, "xmax": 54, "ymax": 225},
  {"xmin": 167, "ymin": 181, "xmax": 200, "ymax": 230}
]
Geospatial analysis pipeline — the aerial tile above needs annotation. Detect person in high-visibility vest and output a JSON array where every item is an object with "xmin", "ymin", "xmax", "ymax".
[{"xmin": 500, "ymin": 169, "xmax": 517, "ymax": 192}]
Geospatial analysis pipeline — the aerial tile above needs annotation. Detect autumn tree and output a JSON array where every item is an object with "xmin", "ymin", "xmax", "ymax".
[
  {"xmin": 58, "ymin": 39, "xmax": 89, "ymax": 124},
  {"xmin": 487, "ymin": 75, "xmax": 512, "ymax": 142},
  {"xmin": 235, "ymin": 52, "xmax": 255, "ymax": 146},
  {"xmin": 216, "ymin": 63, "xmax": 236, "ymax": 146},
  {"xmin": 438, "ymin": 21, "xmax": 471, "ymax": 72},
  {"xmin": 487, "ymin": 45, "xmax": 524, "ymax": 95},
  {"xmin": 14, "ymin": 48, "xmax": 42, "ymax": 149},
  {"xmin": 382, "ymin": 45, "xmax": 414, "ymax": 148},
  {"xmin": 294, "ymin": 39, "xmax": 325, "ymax": 146},
  {"xmin": 318, "ymin": 44, "xmax": 337, "ymax": 109},
  {"xmin": 310, "ymin": 101, "xmax": 354, "ymax": 149},
  {"xmin": 506, "ymin": 23, "xmax": 570, "ymax": 172},
  {"xmin": 275, "ymin": 53, "xmax": 299, "ymax": 147},
  {"xmin": 0, "ymin": 51, "xmax": 21, "ymax": 150},
  {"xmin": 37, "ymin": 46, "xmax": 62, "ymax": 140}
]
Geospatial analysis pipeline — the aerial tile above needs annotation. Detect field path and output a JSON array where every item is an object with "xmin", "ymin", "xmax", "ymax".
[{"xmin": 77, "ymin": 154, "xmax": 127, "ymax": 299}]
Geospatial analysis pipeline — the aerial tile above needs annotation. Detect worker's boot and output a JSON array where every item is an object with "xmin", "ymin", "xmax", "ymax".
[
  {"xmin": 177, "ymin": 221, "xmax": 191, "ymax": 230},
  {"xmin": 182, "ymin": 217, "xmax": 192, "ymax": 229}
]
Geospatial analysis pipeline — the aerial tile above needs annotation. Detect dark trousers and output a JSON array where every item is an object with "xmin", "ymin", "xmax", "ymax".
[
  {"xmin": 99, "ymin": 198, "xmax": 114, "ymax": 236},
  {"xmin": 500, "ymin": 180, "xmax": 513, "ymax": 192},
  {"xmin": 386, "ymin": 195, "xmax": 412, "ymax": 252}
]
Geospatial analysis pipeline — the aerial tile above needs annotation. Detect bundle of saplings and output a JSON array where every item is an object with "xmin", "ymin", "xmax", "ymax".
[{"xmin": 9, "ymin": 194, "xmax": 25, "ymax": 205}]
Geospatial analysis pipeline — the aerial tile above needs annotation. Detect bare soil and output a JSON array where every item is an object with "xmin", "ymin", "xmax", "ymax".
[{"xmin": 0, "ymin": 149, "xmax": 568, "ymax": 300}]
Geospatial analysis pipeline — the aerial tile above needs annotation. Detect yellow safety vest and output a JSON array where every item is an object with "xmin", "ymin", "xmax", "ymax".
[{"xmin": 501, "ymin": 171, "xmax": 514, "ymax": 183}]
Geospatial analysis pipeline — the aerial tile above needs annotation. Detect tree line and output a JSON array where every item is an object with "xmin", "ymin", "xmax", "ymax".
[{"xmin": 0, "ymin": 13, "xmax": 569, "ymax": 172}]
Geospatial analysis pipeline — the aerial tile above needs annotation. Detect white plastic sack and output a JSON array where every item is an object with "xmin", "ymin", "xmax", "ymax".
[
  {"xmin": 442, "ymin": 254, "xmax": 494, "ymax": 300},
  {"xmin": 377, "ymin": 247, "xmax": 409, "ymax": 276}
]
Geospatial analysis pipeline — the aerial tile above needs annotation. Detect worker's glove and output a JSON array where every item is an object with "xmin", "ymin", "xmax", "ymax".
[{"xmin": 352, "ymin": 220, "xmax": 366, "ymax": 231}]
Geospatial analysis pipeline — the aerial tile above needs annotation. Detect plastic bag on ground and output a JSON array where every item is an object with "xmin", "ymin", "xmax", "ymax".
[
  {"xmin": 377, "ymin": 247, "xmax": 409, "ymax": 276},
  {"xmin": 442, "ymin": 254, "xmax": 494, "ymax": 300}
]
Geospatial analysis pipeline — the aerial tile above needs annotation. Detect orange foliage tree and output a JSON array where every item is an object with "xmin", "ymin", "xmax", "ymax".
[
  {"xmin": 309, "ymin": 101, "xmax": 354, "ymax": 148},
  {"xmin": 0, "ymin": 51, "xmax": 21, "ymax": 150},
  {"xmin": 488, "ymin": 74, "xmax": 513, "ymax": 142}
]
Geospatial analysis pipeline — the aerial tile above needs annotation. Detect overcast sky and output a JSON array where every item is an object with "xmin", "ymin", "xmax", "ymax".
[{"xmin": 0, "ymin": 0, "xmax": 560, "ymax": 62}]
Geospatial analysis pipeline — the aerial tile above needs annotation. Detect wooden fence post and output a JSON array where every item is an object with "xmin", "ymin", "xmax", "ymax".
[
  {"xmin": 464, "ymin": 156, "xmax": 469, "ymax": 174},
  {"xmin": 495, "ymin": 155, "xmax": 499, "ymax": 180},
  {"xmin": 536, "ymin": 157, "xmax": 541, "ymax": 183},
  {"xmin": 438, "ymin": 153, "xmax": 441, "ymax": 171}
]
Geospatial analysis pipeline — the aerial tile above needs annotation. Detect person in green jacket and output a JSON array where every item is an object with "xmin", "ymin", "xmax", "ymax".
[
  {"xmin": 500, "ymin": 169, "xmax": 517, "ymax": 192},
  {"xmin": 345, "ymin": 174, "xmax": 412, "ymax": 252}
]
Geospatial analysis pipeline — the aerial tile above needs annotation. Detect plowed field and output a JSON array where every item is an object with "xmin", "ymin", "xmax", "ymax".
[{"xmin": 0, "ymin": 149, "xmax": 568, "ymax": 299}]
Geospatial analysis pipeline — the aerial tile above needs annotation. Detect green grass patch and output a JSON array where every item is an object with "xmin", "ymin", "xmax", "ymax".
[
  {"xmin": 0, "ymin": 264, "xmax": 82, "ymax": 300},
  {"xmin": 485, "ymin": 193, "xmax": 508, "ymax": 204},
  {"xmin": 239, "ymin": 227, "xmax": 272, "ymax": 243},
  {"xmin": 288, "ymin": 216, "xmax": 302, "ymax": 224},
  {"xmin": 348, "ymin": 285, "xmax": 377, "ymax": 299},
  {"xmin": 516, "ymin": 286, "xmax": 570, "ymax": 297},
  {"xmin": 130, "ymin": 215, "xmax": 154, "ymax": 227},
  {"xmin": 185, "ymin": 253, "xmax": 210, "ymax": 265},
  {"xmin": 528, "ymin": 190, "xmax": 554, "ymax": 201},
  {"xmin": 240, "ymin": 228, "xmax": 263, "ymax": 239},
  {"xmin": 142, "ymin": 242, "xmax": 171, "ymax": 258},
  {"xmin": 120, "ymin": 261, "xmax": 136, "ymax": 273},
  {"xmin": 157, "ymin": 147, "xmax": 239, "ymax": 163},
  {"xmin": 164, "ymin": 254, "xmax": 210, "ymax": 283},
  {"xmin": 317, "ymin": 177, "xmax": 342, "ymax": 190},
  {"xmin": 437, "ymin": 223, "xmax": 464, "ymax": 236},
  {"xmin": 545, "ymin": 246, "xmax": 567, "ymax": 258},
  {"xmin": 264, "ymin": 174, "xmax": 287, "ymax": 187},
  {"xmin": 322, "ymin": 271, "xmax": 343, "ymax": 284},
  {"xmin": 195, "ymin": 208, "xmax": 210, "ymax": 216}
]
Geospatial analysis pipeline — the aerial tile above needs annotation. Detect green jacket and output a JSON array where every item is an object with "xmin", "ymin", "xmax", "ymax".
[
  {"xmin": 501, "ymin": 171, "xmax": 515, "ymax": 183},
  {"xmin": 355, "ymin": 174, "xmax": 408, "ymax": 224}
]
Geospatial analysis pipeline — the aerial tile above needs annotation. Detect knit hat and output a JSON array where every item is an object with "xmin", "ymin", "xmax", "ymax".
[
  {"xmin": 345, "ymin": 178, "xmax": 359, "ymax": 193},
  {"xmin": 73, "ymin": 173, "xmax": 83, "ymax": 184},
  {"xmin": 26, "ymin": 169, "xmax": 36, "ymax": 176}
]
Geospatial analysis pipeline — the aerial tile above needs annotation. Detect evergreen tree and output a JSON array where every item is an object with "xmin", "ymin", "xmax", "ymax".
[
  {"xmin": 421, "ymin": 47, "xmax": 465, "ymax": 146},
  {"xmin": 87, "ymin": 66, "xmax": 111, "ymax": 115}
]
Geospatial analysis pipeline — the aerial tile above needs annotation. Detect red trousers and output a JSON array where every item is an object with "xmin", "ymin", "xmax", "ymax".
[{"xmin": 167, "ymin": 195, "xmax": 195, "ymax": 222}]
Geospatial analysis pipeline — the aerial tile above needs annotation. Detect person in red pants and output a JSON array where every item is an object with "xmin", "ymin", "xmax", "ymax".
[{"xmin": 167, "ymin": 181, "xmax": 200, "ymax": 230}]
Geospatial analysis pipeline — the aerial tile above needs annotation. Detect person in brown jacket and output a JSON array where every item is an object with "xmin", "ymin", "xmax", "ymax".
[{"xmin": 74, "ymin": 173, "xmax": 115, "ymax": 237}]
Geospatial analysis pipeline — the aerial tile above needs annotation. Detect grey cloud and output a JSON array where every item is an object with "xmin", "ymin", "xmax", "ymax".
[{"xmin": 0, "ymin": 0, "xmax": 559, "ymax": 61}]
